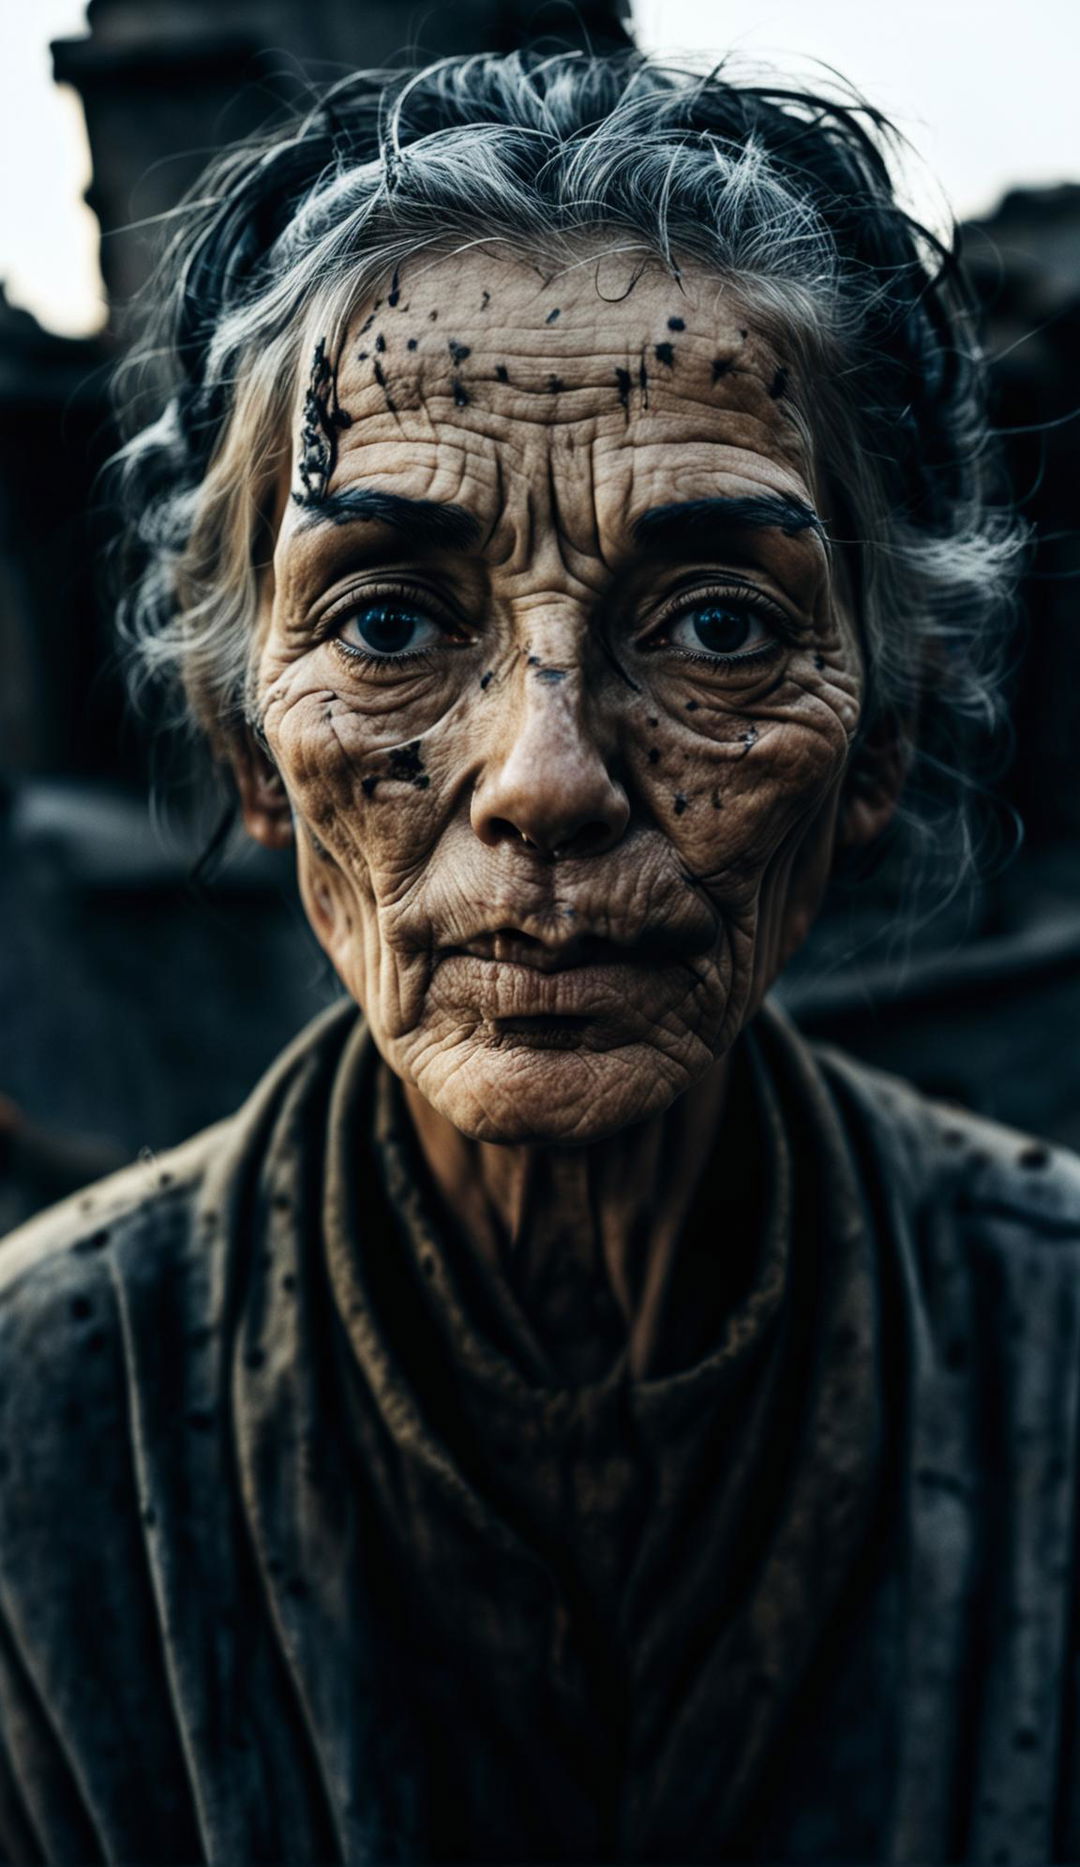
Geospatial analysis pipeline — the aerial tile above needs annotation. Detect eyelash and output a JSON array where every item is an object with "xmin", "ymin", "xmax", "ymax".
[
  {"xmin": 323, "ymin": 581, "xmax": 471, "ymax": 669},
  {"xmin": 319, "ymin": 575, "xmax": 800, "ymax": 671},
  {"xmin": 642, "ymin": 578, "xmax": 799, "ymax": 666}
]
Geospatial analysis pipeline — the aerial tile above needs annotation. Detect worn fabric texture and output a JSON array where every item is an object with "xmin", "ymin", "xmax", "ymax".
[{"xmin": 0, "ymin": 999, "xmax": 1079, "ymax": 1864}]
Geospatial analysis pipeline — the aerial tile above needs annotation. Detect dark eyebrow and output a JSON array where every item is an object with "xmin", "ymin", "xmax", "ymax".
[
  {"xmin": 292, "ymin": 487, "xmax": 482, "ymax": 551},
  {"xmin": 632, "ymin": 495, "xmax": 824, "ymax": 554}
]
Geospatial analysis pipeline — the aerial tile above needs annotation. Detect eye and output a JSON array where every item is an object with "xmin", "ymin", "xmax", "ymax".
[
  {"xmin": 666, "ymin": 600, "xmax": 777, "ymax": 660},
  {"xmin": 336, "ymin": 602, "xmax": 446, "ymax": 659}
]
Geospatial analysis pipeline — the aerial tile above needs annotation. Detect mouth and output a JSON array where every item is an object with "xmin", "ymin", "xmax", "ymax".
[
  {"xmin": 433, "ymin": 923, "xmax": 713, "ymax": 1032},
  {"xmin": 442, "ymin": 926, "xmax": 706, "ymax": 974}
]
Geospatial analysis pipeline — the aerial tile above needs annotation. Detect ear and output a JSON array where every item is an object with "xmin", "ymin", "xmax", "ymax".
[
  {"xmin": 837, "ymin": 714, "xmax": 909, "ymax": 852},
  {"xmin": 229, "ymin": 733, "xmax": 294, "ymax": 850}
]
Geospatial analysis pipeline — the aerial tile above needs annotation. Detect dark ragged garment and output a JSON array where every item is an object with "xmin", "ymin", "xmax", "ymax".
[{"xmin": 0, "ymin": 999, "xmax": 1078, "ymax": 1863}]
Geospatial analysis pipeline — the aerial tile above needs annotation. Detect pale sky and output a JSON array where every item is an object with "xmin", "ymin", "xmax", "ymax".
[{"xmin": 1, "ymin": 0, "xmax": 1077, "ymax": 338}]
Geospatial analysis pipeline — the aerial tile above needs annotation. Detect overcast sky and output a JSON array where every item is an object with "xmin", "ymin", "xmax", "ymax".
[{"xmin": 2, "ymin": 0, "xmax": 1078, "ymax": 337}]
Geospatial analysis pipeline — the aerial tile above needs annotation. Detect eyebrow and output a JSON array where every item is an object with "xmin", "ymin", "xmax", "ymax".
[
  {"xmin": 292, "ymin": 487, "xmax": 482, "ymax": 551},
  {"xmin": 632, "ymin": 495, "xmax": 824, "ymax": 554}
]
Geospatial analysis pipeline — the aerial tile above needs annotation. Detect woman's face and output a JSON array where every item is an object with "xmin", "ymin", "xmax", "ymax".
[{"xmin": 246, "ymin": 249, "xmax": 868, "ymax": 1143}]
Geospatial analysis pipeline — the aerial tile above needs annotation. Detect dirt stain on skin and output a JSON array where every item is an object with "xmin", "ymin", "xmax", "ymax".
[
  {"xmin": 547, "ymin": 375, "xmax": 564, "ymax": 395},
  {"xmin": 388, "ymin": 269, "xmax": 401, "ymax": 308},
  {"xmin": 295, "ymin": 337, "xmax": 352, "ymax": 505},
  {"xmin": 495, "ymin": 364, "xmax": 510, "ymax": 384},
  {"xmin": 667, "ymin": 316, "xmax": 685, "ymax": 331},
  {"xmin": 387, "ymin": 740, "xmax": 431, "ymax": 788},
  {"xmin": 614, "ymin": 366, "xmax": 632, "ymax": 412},
  {"xmin": 712, "ymin": 358, "xmax": 734, "ymax": 383},
  {"xmin": 545, "ymin": 307, "xmax": 561, "ymax": 324},
  {"xmin": 654, "ymin": 342, "xmax": 675, "ymax": 367},
  {"xmin": 480, "ymin": 670, "xmax": 495, "ymax": 690},
  {"xmin": 452, "ymin": 378, "xmax": 470, "ymax": 408},
  {"xmin": 448, "ymin": 340, "xmax": 471, "ymax": 366}
]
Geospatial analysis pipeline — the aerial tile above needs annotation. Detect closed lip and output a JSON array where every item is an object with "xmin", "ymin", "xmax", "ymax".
[{"xmin": 439, "ymin": 926, "xmax": 709, "ymax": 974}]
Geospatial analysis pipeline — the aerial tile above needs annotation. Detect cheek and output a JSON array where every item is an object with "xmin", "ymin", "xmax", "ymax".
[{"xmin": 632, "ymin": 677, "xmax": 855, "ymax": 888}]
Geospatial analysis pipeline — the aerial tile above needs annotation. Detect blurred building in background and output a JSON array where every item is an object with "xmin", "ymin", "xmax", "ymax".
[{"xmin": 2, "ymin": 0, "xmax": 1079, "ymax": 1227}]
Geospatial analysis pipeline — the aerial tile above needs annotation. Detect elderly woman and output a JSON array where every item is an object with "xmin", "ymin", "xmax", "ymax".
[{"xmin": 0, "ymin": 47, "xmax": 1077, "ymax": 1867}]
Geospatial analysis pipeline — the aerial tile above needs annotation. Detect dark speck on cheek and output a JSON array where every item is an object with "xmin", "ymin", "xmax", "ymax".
[
  {"xmin": 712, "ymin": 358, "xmax": 733, "ymax": 383},
  {"xmin": 667, "ymin": 316, "xmax": 685, "ymax": 331},
  {"xmin": 480, "ymin": 290, "xmax": 491, "ymax": 309},
  {"xmin": 374, "ymin": 333, "xmax": 386, "ymax": 354},
  {"xmin": 406, "ymin": 337, "xmax": 418, "ymax": 351},
  {"xmin": 647, "ymin": 747, "xmax": 660, "ymax": 765},
  {"xmin": 545, "ymin": 307, "xmax": 561, "ymax": 324},
  {"xmin": 647, "ymin": 715, "xmax": 659, "ymax": 728},
  {"xmin": 495, "ymin": 364, "xmax": 510, "ymax": 384},
  {"xmin": 654, "ymin": 342, "xmax": 674, "ymax": 367},
  {"xmin": 358, "ymin": 311, "xmax": 376, "ymax": 336},
  {"xmin": 448, "ymin": 339, "xmax": 471, "ymax": 365},
  {"xmin": 813, "ymin": 651, "xmax": 826, "ymax": 671},
  {"xmin": 388, "ymin": 268, "xmax": 401, "ymax": 308},
  {"xmin": 429, "ymin": 309, "xmax": 438, "ymax": 321},
  {"xmin": 387, "ymin": 739, "xmax": 430, "ymax": 789},
  {"xmin": 480, "ymin": 670, "xmax": 494, "ymax": 690},
  {"xmin": 452, "ymin": 377, "xmax": 470, "ymax": 408},
  {"xmin": 685, "ymin": 698, "xmax": 699, "ymax": 710},
  {"xmin": 547, "ymin": 374, "xmax": 564, "ymax": 394},
  {"xmin": 526, "ymin": 654, "xmax": 543, "ymax": 667},
  {"xmin": 740, "ymin": 724, "xmax": 759, "ymax": 755},
  {"xmin": 673, "ymin": 793, "xmax": 688, "ymax": 815},
  {"xmin": 614, "ymin": 366, "xmax": 632, "ymax": 411},
  {"xmin": 356, "ymin": 349, "xmax": 368, "ymax": 362}
]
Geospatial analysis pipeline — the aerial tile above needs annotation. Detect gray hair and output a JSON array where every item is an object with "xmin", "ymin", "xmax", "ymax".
[{"xmin": 113, "ymin": 49, "xmax": 1023, "ymax": 893}]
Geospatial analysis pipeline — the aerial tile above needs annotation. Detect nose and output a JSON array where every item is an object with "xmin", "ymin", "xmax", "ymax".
[{"xmin": 470, "ymin": 672, "xmax": 629, "ymax": 858}]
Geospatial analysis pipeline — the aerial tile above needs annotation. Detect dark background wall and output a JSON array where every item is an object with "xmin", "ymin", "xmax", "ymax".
[{"xmin": 2, "ymin": 0, "xmax": 1079, "ymax": 1229}]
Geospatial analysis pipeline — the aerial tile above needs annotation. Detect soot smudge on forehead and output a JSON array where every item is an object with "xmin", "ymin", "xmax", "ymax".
[{"xmin": 294, "ymin": 337, "xmax": 351, "ymax": 506}]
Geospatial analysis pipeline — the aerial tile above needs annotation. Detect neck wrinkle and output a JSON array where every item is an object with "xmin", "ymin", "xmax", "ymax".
[{"xmin": 402, "ymin": 1046, "xmax": 743, "ymax": 1384}]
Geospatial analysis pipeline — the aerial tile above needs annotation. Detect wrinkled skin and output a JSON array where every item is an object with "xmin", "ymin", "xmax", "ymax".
[{"xmin": 236, "ymin": 250, "xmax": 895, "ymax": 1366}]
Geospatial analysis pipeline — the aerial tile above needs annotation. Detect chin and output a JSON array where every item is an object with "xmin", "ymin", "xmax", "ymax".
[{"xmin": 404, "ymin": 1029, "xmax": 698, "ymax": 1146}]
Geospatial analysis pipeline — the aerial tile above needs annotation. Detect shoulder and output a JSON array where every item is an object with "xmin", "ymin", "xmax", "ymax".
[
  {"xmin": 813, "ymin": 1036, "xmax": 1080, "ymax": 1250},
  {"xmin": 0, "ymin": 1120, "xmax": 226, "ymax": 1334}
]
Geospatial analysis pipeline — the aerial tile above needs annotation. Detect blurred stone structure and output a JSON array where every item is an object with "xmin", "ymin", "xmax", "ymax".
[{"xmin": 1, "ymin": 0, "xmax": 1079, "ymax": 1226}]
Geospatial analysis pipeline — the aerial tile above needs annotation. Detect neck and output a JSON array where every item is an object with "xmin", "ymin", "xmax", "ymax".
[{"xmin": 402, "ymin": 1052, "xmax": 740, "ymax": 1382}]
